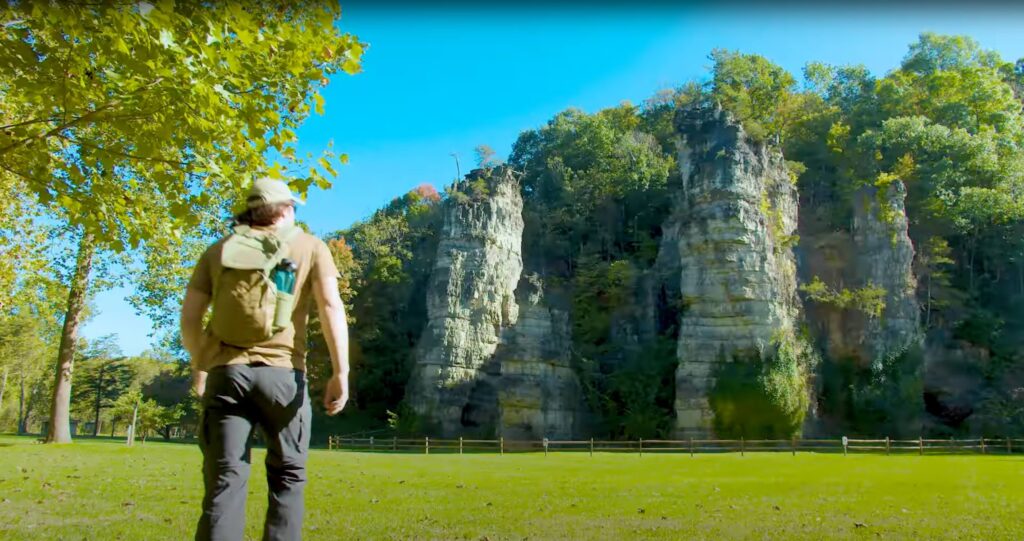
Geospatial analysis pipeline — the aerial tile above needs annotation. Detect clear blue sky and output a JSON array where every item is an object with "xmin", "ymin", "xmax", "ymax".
[{"xmin": 83, "ymin": 3, "xmax": 1024, "ymax": 355}]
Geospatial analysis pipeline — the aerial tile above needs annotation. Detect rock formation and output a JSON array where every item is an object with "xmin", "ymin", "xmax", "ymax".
[
  {"xmin": 406, "ymin": 167, "xmax": 581, "ymax": 438},
  {"xmin": 664, "ymin": 105, "xmax": 802, "ymax": 436},
  {"xmin": 852, "ymin": 182, "xmax": 920, "ymax": 362},
  {"xmin": 406, "ymin": 106, "xmax": 922, "ymax": 440},
  {"xmin": 495, "ymin": 273, "xmax": 580, "ymax": 440},
  {"xmin": 798, "ymin": 181, "xmax": 920, "ymax": 367}
]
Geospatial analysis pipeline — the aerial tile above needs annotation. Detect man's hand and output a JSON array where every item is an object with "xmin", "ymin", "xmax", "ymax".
[
  {"xmin": 323, "ymin": 373, "xmax": 349, "ymax": 416},
  {"xmin": 192, "ymin": 370, "xmax": 208, "ymax": 398}
]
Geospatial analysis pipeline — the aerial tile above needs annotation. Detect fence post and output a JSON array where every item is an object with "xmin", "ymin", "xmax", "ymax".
[
  {"xmin": 589, "ymin": 437, "xmax": 594, "ymax": 457},
  {"xmin": 639, "ymin": 438, "xmax": 643, "ymax": 457},
  {"xmin": 370, "ymin": 436, "xmax": 375, "ymax": 451},
  {"xmin": 740, "ymin": 437, "xmax": 745, "ymax": 457},
  {"xmin": 425, "ymin": 436, "xmax": 429, "ymax": 455},
  {"xmin": 918, "ymin": 436, "xmax": 923, "ymax": 455},
  {"xmin": 791, "ymin": 436, "xmax": 796, "ymax": 456},
  {"xmin": 328, "ymin": 436, "xmax": 333, "ymax": 450},
  {"xmin": 500, "ymin": 437, "xmax": 504, "ymax": 456},
  {"xmin": 1007, "ymin": 437, "xmax": 1012, "ymax": 455},
  {"xmin": 885, "ymin": 436, "xmax": 890, "ymax": 456},
  {"xmin": 393, "ymin": 436, "xmax": 397, "ymax": 451},
  {"xmin": 689, "ymin": 437, "xmax": 694, "ymax": 457},
  {"xmin": 842, "ymin": 436, "xmax": 848, "ymax": 456},
  {"xmin": 981, "ymin": 437, "xmax": 986, "ymax": 454}
]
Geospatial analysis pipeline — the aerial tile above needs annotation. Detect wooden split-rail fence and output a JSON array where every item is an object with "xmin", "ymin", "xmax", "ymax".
[{"xmin": 327, "ymin": 435, "xmax": 1024, "ymax": 456}]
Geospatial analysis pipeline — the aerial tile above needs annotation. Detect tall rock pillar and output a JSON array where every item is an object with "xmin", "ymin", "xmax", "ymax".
[
  {"xmin": 406, "ymin": 167, "xmax": 524, "ymax": 436},
  {"xmin": 853, "ymin": 181, "xmax": 920, "ymax": 362},
  {"xmin": 406, "ymin": 167, "xmax": 582, "ymax": 438},
  {"xmin": 667, "ymin": 106, "xmax": 802, "ymax": 436}
]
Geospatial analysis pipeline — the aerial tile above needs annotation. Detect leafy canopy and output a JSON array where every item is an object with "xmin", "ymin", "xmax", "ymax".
[{"xmin": 0, "ymin": 1, "xmax": 363, "ymax": 251}]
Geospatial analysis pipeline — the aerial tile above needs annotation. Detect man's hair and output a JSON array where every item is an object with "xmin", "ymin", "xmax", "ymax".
[{"xmin": 233, "ymin": 201, "xmax": 294, "ymax": 227}]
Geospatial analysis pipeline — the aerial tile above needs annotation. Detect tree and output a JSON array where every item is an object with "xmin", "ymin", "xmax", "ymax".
[
  {"xmin": 0, "ymin": 2, "xmax": 364, "ymax": 442},
  {"xmin": 0, "ymin": 307, "xmax": 54, "ymax": 432},
  {"xmin": 509, "ymin": 106, "xmax": 673, "ymax": 271},
  {"xmin": 474, "ymin": 144, "xmax": 503, "ymax": 168},
  {"xmin": 708, "ymin": 49, "xmax": 800, "ymax": 141},
  {"xmin": 109, "ymin": 390, "xmax": 174, "ymax": 442},
  {"xmin": 915, "ymin": 237, "xmax": 957, "ymax": 329},
  {"xmin": 0, "ymin": 259, "xmax": 65, "ymax": 433},
  {"xmin": 311, "ymin": 187, "xmax": 442, "ymax": 425},
  {"xmin": 70, "ymin": 335, "xmax": 132, "ymax": 436}
]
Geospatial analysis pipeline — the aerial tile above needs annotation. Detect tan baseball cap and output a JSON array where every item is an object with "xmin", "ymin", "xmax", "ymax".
[{"xmin": 245, "ymin": 177, "xmax": 305, "ymax": 208}]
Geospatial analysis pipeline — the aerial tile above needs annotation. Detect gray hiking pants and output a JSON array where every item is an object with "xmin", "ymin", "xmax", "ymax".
[{"xmin": 196, "ymin": 364, "xmax": 312, "ymax": 541}]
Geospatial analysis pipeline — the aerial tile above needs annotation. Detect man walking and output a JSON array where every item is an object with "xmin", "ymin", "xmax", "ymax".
[{"xmin": 181, "ymin": 177, "xmax": 350, "ymax": 541}]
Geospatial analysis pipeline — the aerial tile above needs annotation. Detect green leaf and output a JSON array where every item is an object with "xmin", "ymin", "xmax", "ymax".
[
  {"xmin": 318, "ymin": 157, "xmax": 337, "ymax": 177},
  {"xmin": 158, "ymin": 28, "xmax": 175, "ymax": 49},
  {"xmin": 342, "ymin": 59, "xmax": 360, "ymax": 75}
]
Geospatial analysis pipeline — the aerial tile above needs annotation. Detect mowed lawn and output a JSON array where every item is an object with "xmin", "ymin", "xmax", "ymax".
[{"xmin": 0, "ymin": 435, "xmax": 1022, "ymax": 540}]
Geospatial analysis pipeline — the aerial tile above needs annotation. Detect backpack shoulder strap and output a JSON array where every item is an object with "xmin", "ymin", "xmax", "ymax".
[{"xmin": 261, "ymin": 226, "xmax": 303, "ymax": 275}]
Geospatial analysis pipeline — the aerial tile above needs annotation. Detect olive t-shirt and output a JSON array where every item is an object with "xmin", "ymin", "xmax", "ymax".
[{"xmin": 187, "ymin": 226, "xmax": 339, "ymax": 372}]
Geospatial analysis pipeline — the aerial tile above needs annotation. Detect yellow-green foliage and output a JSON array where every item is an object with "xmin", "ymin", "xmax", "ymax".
[
  {"xmin": 759, "ymin": 191, "xmax": 797, "ymax": 252},
  {"xmin": 710, "ymin": 331, "xmax": 816, "ymax": 439},
  {"xmin": 800, "ymin": 276, "xmax": 887, "ymax": 318},
  {"xmin": 785, "ymin": 160, "xmax": 806, "ymax": 185},
  {"xmin": 572, "ymin": 259, "xmax": 635, "ymax": 352},
  {"xmin": 709, "ymin": 48, "xmax": 800, "ymax": 142}
]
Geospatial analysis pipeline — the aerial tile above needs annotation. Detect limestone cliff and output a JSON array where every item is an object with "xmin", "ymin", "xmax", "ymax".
[
  {"xmin": 406, "ymin": 167, "xmax": 580, "ymax": 438},
  {"xmin": 798, "ymin": 182, "xmax": 920, "ymax": 367},
  {"xmin": 852, "ymin": 182, "xmax": 920, "ymax": 362},
  {"xmin": 665, "ymin": 105, "xmax": 802, "ymax": 436},
  {"xmin": 495, "ymin": 273, "xmax": 580, "ymax": 440}
]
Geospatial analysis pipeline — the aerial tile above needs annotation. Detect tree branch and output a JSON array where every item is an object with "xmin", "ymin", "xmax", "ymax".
[
  {"xmin": 0, "ymin": 116, "xmax": 61, "ymax": 131},
  {"xmin": 0, "ymin": 160, "xmax": 51, "ymax": 194},
  {"xmin": 0, "ymin": 77, "xmax": 165, "ymax": 156},
  {"xmin": 56, "ymin": 134, "xmax": 188, "ymax": 168}
]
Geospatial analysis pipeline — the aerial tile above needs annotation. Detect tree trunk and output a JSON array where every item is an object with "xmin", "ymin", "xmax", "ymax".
[
  {"xmin": 1018, "ymin": 258, "xmax": 1023, "ymax": 296},
  {"xmin": 17, "ymin": 370, "xmax": 26, "ymax": 434},
  {"xmin": 92, "ymin": 362, "xmax": 104, "ymax": 437},
  {"xmin": 967, "ymin": 235, "xmax": 977, "ymax": 293},
  {"xmin": 925, "ymin": 274, "xmax": 932, "ymax": 329},
  {"xmin": 45, "ymin": 233, "xmax": 95, "ymax": 444},
  {"xmin": 0, "ymin": 366, "xmax": 7, "ymax": 412}
]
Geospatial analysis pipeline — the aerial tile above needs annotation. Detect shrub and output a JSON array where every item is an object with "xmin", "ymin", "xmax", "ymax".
[{"xmin": 709, "ymin": 332, "xmax": 815, "ymax": 438}]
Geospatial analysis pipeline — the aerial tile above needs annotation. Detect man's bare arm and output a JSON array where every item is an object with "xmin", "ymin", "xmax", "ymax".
[
  {"xmin": 313, "ymin": 274, "xmax": 350, "ymax": 415},
  {"xmin": 180, "ymin": 287, "xmax": 211, "ymax": 396}
]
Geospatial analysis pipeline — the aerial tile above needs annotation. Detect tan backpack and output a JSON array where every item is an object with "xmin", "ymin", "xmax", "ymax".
[{"xmin": 209, "ymin": 225, "xmax": 301, "ymax": 347}]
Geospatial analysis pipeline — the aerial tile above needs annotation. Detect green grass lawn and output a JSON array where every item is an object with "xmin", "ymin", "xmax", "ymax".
[{"xmin": 1, "ymin": 435, "xmax": 1022, "ymax": 540}]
